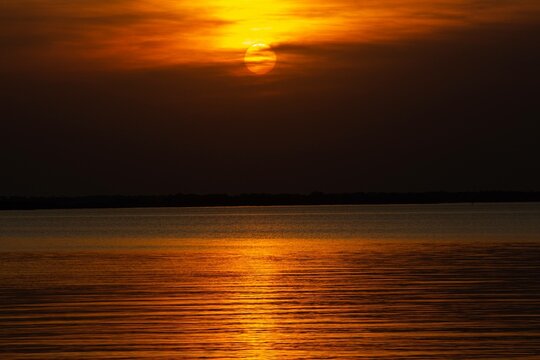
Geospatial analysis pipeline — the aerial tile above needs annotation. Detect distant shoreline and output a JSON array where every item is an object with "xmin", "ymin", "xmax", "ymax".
[{"xmin": 1, "ymin": 192, "xmax": 539, "ymax": 211}]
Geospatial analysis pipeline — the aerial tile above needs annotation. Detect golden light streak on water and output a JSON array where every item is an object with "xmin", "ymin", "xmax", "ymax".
[{"xmin": 1, "ymin": 204, "xmax": 540, "ymax": 358}]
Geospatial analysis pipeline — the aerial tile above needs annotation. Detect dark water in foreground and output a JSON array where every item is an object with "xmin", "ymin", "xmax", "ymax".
[{"xmin": 1, "ymin": 204, "xmax": 540, "ymax": 359}]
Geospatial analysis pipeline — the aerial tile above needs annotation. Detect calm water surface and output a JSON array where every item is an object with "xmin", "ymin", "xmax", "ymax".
[{"xmin": 1, "ymin": 204, "xmax": 540, "ymax": 359}]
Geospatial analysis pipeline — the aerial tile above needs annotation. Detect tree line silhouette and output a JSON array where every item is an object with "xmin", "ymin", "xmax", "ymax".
[{"xmin": 1, "ymin": 191, "xmax": 539, "ymax": 210}]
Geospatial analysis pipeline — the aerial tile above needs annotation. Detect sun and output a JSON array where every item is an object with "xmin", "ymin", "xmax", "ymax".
[{"xmin": 244, "ymin": 43, "xmax": 277, "ymax": 75}]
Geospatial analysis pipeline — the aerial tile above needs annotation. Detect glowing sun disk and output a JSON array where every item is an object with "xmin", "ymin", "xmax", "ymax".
[{"xmin": 244, "ymin": 43, "xmax": 277, "ymax": 75}]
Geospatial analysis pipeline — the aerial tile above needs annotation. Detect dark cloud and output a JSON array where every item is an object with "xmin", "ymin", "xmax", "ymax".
[{"xmin": 0, "ymin": 0, "xmax": 231, "ymax": 71}]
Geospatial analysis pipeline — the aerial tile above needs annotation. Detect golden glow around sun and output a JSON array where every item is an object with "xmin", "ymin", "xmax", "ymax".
[
  {"xmin": 244, "ymin": 43, "xmax": 277, "ymax": 75},
  {"xmin": 10, "ymin": 0, "xmax": 539, "ymax": 74}
]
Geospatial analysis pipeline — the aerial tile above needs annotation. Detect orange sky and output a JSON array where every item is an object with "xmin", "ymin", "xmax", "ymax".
[
  {"xmin": 3, "ymin": 0, "xmax": 539, "ymax": 72},
  {"xmin": 1, "ymin": 0, "xmax": 540, "ymax": 195}
]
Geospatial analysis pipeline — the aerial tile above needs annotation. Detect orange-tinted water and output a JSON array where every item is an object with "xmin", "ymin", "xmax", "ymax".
[{"xmin": 1, "ymin": 204, "xmax": 539, "ymax": 359}]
